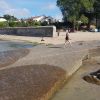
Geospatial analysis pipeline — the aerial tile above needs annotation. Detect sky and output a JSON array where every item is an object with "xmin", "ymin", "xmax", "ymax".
[{"xmin": 0, "ymin": 0, "xmax": 63, "ymax": 20}]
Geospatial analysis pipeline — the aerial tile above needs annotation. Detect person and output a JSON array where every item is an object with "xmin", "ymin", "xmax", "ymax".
[{"xmin": 64, "ymin": 28, "xmax": 71, "ymax": 47}]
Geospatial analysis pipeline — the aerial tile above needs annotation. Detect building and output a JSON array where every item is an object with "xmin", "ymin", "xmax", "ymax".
[
  {"xmin": 0, "ymin": 17, "xmax": 7, "ymax": 22},
  {"xmin": 20, "ymin": 15, "xmax": 62, "ymax": 24},
  {"xmin": 31, "ymin": 16, "xmax": 45, "ymax": 22},
  {"xmin": 27, "ymin": 15, "xmax": 56, "ymax": 24}
]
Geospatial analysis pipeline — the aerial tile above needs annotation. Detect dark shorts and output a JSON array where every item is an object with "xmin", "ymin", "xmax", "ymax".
[{"xmin": 65, "ymin": 36, "xmax": 69, "ymax": 40}]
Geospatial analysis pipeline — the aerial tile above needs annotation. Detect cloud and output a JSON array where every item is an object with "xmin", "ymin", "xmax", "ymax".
[
  {"xmin": 0, "ymin": 0, "xmax": 10, "ymax": 10},
  {"xmin": 4, "ymin": 8, "xmax": 31, "ymax": 18},
  {"xmin": 43, "ymin": 3, "xmax": 57, "ymax": 10},
  {"xmin": 0, "ymin": 0, "xmax": 61, "ymax": 19},
  {"xmin": 0, "ymin": 0, "xmax": 31, "ymax": 18},
  {"xmin": 36, "ymin": 2, "xmax": 57, "ymax": 11},
  {"xmin": 54, "ymin": 13, "xmax": 63, "ymax": 20}
]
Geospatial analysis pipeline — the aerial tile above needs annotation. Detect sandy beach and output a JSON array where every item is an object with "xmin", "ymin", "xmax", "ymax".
[{"xmin": 0, "ymin": 31, "xmax": 100, "ymax": 44}]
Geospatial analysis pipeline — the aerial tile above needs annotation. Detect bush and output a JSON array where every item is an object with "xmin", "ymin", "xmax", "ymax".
[
  {"xmin": 0, "ymin": 20, "xmax": 42, "ymax": 28},
  {"xmin": 8, "ymin": 21, "xmax": 29, "ymax": 27},
  {"xmin": 0, "ymin": 22, "xmax": 9, "ymax": 28},
  {"xmin": 41, "ymin": 21, "xmax": 48, "ymax": 26},
  {"xmin": 34, "ymin": 21, "xmax": 41, "ymax": 26},
  {"xmin": 8, "ymin": 21, "xmax": 17, "ymax": 27}
]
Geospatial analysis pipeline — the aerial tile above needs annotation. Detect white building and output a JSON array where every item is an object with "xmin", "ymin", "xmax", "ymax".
[
  {"xmin": 31, "ymin": 16, "xmax": 45, "ymax": 22},
  {"xmin": 30, "ymin": 16, "xmax": 56, "ymax": 23},
  {"xmin": 0, "ymin": 18, "xmax": 7, "ymax": 22},
  {"xmin": 23, "ymin": 15, "xmax": 58, "ymax": 24}
]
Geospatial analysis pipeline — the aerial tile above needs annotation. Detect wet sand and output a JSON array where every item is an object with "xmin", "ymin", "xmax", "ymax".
[{"xmin": 0, "ymin": 49, "xmax": 29, "ymax": 68}]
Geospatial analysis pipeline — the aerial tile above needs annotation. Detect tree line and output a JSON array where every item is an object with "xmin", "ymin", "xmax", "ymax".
[{"xmin": 57, "ymin": 0, "xmax": 100, "ymax": 31}]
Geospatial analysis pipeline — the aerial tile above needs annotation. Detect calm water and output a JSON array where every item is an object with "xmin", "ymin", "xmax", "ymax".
[{"xmin": 0, "ymin": 40, "xmax": 36, "ymax": 52}]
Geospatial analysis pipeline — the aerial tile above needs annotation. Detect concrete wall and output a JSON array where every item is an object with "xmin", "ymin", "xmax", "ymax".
[{"xmin": 0, "ymin": 26, "xmax": 56, "ymax": 37}]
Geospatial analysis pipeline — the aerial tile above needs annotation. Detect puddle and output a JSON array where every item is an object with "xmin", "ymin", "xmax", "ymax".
[
  {"xmin": 0, "ymin": 49, "xmax": 29, "ymax": 68},
  {"xmin": 83, "ymin": 69, "xmax": 100, "ymax": 85},
  {"xmin": 10, "ymin": 43, "xmax": 36, "ymax": 48}
]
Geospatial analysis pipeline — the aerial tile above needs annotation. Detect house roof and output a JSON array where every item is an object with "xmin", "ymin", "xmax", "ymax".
[{"xmin": 31, "ymin": 16, "xmax": 44, "ymax": 19}]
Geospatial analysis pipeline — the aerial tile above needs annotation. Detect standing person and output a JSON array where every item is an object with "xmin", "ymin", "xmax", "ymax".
[{"xmin": 64, "ymin": 28, "xmax": 71, "ymax": 47}]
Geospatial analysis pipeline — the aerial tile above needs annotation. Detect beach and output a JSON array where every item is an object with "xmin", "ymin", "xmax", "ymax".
[{"xmin": 0, "ymin": 32, "xmax": 100, "ymax": 44}]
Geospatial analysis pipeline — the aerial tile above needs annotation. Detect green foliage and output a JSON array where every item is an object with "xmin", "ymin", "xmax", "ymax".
[
  {"xmin": 3, "ymin": 14, "xmax": 17, "ymax": 21},
  {"xmin": 3, "ymin": 14, "xmax": 11, "ymax": 20},
  {"xmin": 34, "ymin": 21, "xmax": 41, "ymax": 26},
  {"xmin": 8, "ymin": 21, "xmax": 17, "ymax": 27},
  {"xmin": 41, "ymin": 21, "xmax": 48, "ymax": 26},
  {"xmin": 80, "ymin": 15, "xmax": 88, "ymax": 24},
  {"xmin": 27, "ymin": 19, "xmax": 34, "ymax": 26},
  {"xmin": 26, "ymin": 19, "xmax": 41, "ymax": 27},
  {"xmin": 57, "ymin": 0, "xmax": 97, "ymax": 30},
  {"xmin": 1, "ymin": 14, "xmax": 49, "ymax": 28},
  {"xmin": 80, "ymin": 0, "xmax": 95, "ymax": 11},
  {"xmin": 7, "ymin": 19, "xmax": 41, "ymax": 27},
  {"xmin": 0, "ymin": 22, "xmax": 9, "ymax": 28},
  {"xmin": 18, "ymin": 19, "xmax": 29, "ymax": 27},
  {"xmin": 68, "ymin": 16, "xmax": 77, "ymax": 23},
  {"xmin": 20, "ymin": 21, "xmax": 29, "ymax": 27}
]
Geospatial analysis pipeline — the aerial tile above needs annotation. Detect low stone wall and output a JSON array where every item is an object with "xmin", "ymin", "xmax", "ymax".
[{"xmin": 0, "ymin": 26, "xmax": 56, "ymax": 37}]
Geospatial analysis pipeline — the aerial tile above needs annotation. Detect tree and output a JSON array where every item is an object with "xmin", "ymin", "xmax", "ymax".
[
  {"xmin": 57, "ymin": 0, "xmax": 95, "ymax": 30},
  {"xmin": 77, "ymin": 15, "xmax": 88, "ymax": 31},
  {"xmin": 3, "ymin": 14, "xmax": 17, "ymax": 21},
  {"xmin": 80, "ymin": 15, "xmax": 88, "ymax": 24},
  {"xmin": 57, "ymin": 0, "xmax": 80, "ymax": 30},
  {"xmin": 41, "ymin": 21, "xmax": 48, "ymax": 26},
  {"xmin": 94, "ymin": 0, "xmax": 100, "ymax": 27},
  {"xmin": 0, "ymin": 22, "xmax": 9, "ymax": 28}
]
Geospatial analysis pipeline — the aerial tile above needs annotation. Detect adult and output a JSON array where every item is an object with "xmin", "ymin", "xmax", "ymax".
[{"xmin": 64, "ymin": 28, "xmax": 71, "ymax": 47}]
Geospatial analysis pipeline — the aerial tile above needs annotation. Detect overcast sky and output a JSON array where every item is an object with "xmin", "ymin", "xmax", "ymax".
[{"xmin": 0, "ymin": 0, "xmax": 62, "ymax": 19}]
